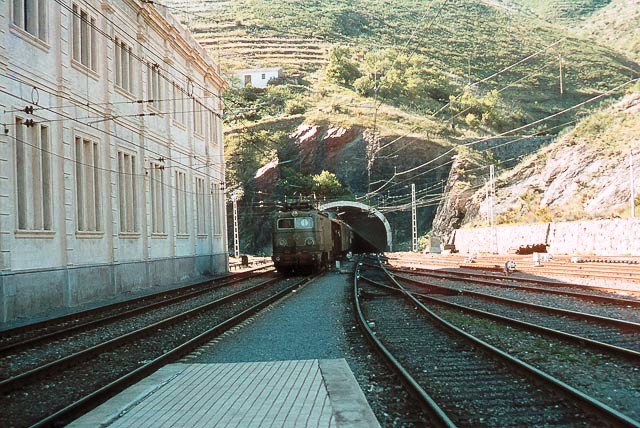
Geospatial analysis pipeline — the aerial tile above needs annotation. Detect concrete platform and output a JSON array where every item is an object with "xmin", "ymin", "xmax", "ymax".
[{"xmin": 69, "ymin": 359, "xmax": 380, "ymax": 428}]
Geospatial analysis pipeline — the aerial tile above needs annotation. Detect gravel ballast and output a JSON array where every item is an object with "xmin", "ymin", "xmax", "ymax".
[{"xmin": 184, "ymin": 269, "xmax": 431, "ymax": 426}]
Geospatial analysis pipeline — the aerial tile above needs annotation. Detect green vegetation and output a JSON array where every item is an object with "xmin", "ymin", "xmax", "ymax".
[
  {"xmin": 325, "ymin": 47, "xmax": 361, "ymax": 86},
  {"xmin": 163, "ymin": 0, "xmax": 640, "ymax": 250},
  {"xmin": 312, "ymin": 170, "xmax": 347, "ymax": 199},
  {"xmin": 274, "ymin": 168, "xmax": 349, "ymax": 199},
  {"xmin": 576, "ymin": 0, "xmax": 640, "ymax": 62},
  {"xmin": 179, "ymin": 0, "xmax": 638, "ymax": 128},
  {"xmin": 511, "ymin": 0, "xmax": 612, "ymax": 21}
]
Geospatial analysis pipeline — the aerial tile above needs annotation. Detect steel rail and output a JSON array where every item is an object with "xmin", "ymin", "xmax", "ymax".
[
  {"xmin": 412, "ymin": 287, "xmax": 640, "ymax": 359},
  {"xmin": 376, "ymin": 263, "xmax": 640, "ymax": 428},
  {"xmin": 30, "ymin": 274, "xmax": 315, "ymax": 428},
  {"xmin": 395, "ymin": 273, "xmax": 640, "ymax": 330},
  {"xmin": 387, "ymin": 255, "xmax": 640, "ymax": 281},
  {"xmin": 391, "ymin": 266, "xmax": 640, "ymax": 305},
  {"xmin": 0, "ymin": 270, "xmax": 276, "ymax": 356},
  {"xmin": 353, "ymin": 258, "xmax": 456, "ymax": 428},
  {"xmin": 362, "ymin": 273, "xmax": 640, "ymax": 357},
  {"xmin": 0, "ymin": 276, "xmax": 281, "ymax": 394}
]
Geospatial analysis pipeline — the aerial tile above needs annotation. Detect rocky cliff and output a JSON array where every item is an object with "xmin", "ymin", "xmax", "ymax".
[{"xmin": 433, "ymin": 91, "xmax": 640, "ymax": 247}]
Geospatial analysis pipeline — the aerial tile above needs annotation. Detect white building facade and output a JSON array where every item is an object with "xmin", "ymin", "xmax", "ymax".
[
  {"xmin": 0, "ymin": 0, "xmax": 228, "ymax": 322},
  {"xmin": 236, "ymin": 67, "xmax": 284, "ymax": 88}
]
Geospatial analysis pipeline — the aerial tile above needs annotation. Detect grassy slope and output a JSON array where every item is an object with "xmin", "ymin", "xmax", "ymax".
[
  {"xmin": 505, "ymin": 0, "xmax": 612, "ymax": 21},
  {"xmin": 502, "ymin": 0, "xmax": 640, "ymax": 62},
  {"xmin": 464, "ymin": 87, "xmax": 640, "ymax": 228},
  {"xmin": 577, "ymin": 0, "xmax": 640, "ymax": 62},
  {"xmin": 170, "ymin": 0, "xmax": 638, "ymax": 123},
  {"xmin": 165, "ymin": 0, "xmax": 639, "ymax": 247}
]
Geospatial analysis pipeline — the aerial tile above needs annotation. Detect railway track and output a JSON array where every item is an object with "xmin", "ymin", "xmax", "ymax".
[
  {"xmin": 355, "ymin": 255, "xmax": 640, "ymax": 427},
  {"xmin": 387, "ymin": 254, "xmax": 640, "ymax": 284},
  {"xmin": 0, "ymin": 265, "xmax": 274, "ymax": 354},
  {"xmin": 392, "ymin": 271, "xmax": 640, "ymax": 355},
  {"xmin": 391, "ymin": 265, "xmax": 640, "ymax": 301},
  {"xmin": 1, "ymin": 270, "xmax": 313, "ymax": 428}
]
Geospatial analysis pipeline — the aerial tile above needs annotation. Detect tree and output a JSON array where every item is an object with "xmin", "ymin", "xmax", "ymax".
[
  {"xmin": 326, "ymin": 47, "xmax": 361, "ymax": 86},
  {"xmin": 312, "ymin": 170, "xmax": 345, "ymax": 199}
]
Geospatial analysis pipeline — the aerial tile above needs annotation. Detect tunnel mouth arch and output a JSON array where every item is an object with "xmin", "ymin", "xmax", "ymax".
[{"xmin": 320, "ymin": 201, "xmax": 392, "ymax": 252}]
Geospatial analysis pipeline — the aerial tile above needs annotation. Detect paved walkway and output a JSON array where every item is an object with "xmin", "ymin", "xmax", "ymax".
[{"xmin": 69, "ymin": 359, "xmax": 379, "ymax": 428}]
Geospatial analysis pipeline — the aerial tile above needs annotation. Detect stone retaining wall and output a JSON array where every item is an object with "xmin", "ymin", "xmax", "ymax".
[
  {"xmin": 0, "ymin": 253, "xmax": 228, "ymax": 323},
  {"xmin": 451, "ymin": 218, "xmax": 640, "ymax": 256}
]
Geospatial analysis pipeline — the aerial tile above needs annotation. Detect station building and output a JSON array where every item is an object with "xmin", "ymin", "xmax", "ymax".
[{"xmin": 0, "ymin": 1, "xmax": 228, "ymax": 322}]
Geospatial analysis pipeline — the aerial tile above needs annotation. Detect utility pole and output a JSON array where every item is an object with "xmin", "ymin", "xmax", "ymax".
[
  {"xmin": 232, "ymin": 190, "xmax": 239, "ymax": 257},
  {"xmin": 559, "ymin": 55, "xmax": 564, "ymax": 96},
  {"xmin": 411, "ymin": 183, "xmax": 418, "ymax": 252},
  {"xmin": 489, "ymin": 165, "xmax": 498, "ymax": 254},
  {"xmin": 631, "ymin": 151, "xmax": 636, "ymax": 218},
  {"xmin": 484, "ymin": 178, "xmax": 490, "ymax": 224}
]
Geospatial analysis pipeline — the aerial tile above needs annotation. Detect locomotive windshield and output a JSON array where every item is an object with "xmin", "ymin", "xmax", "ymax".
[
  {"xmin": 277, "ymin": 218, "xmax": 294, "ymax": 229},
  {"xmin": 277, "ymin": 216, "xmax": 314, "ymax": 229},
  {"xmin": 295, "ymin": 217, "xmax": 313, "ymax": 229}
]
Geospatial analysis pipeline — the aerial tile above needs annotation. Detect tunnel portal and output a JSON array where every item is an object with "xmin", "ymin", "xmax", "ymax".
[{"xmin": 320, "ymin": 201, "xmax": 392, "ymax": 253}]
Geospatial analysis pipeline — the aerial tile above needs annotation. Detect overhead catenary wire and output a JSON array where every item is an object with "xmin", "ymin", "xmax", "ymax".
[
  {"xmin": 43, "ymin": 0, "xmax": 260, "ymax": 161},
  {"xmin": 1, "ymin": 85, "xmax": 226, "ymax": 182},
  {"xmin": 362, "ymin": 76, "xmax": 639, "ymax": 200},
  {"xmin": 370, "ymin": 37, "xmax": 568, "ymax": 160},
  {"xmin": 380, "ymin": 117, "xmax": 579, "ymax": 197},
  {"xmin": 5, "ymin": 133, "xmax": 218, "ymax": 198}
]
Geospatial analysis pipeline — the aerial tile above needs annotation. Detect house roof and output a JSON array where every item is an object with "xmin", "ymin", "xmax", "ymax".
[{"xmin": 236, "ymin": 67, "xmax": 283, "ymax": 74}]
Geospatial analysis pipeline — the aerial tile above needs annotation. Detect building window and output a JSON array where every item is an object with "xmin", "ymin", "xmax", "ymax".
[
  {"xmin": 175, "ymin": 170, "xmax": 187, "ymax": 234},
  {"xmin": 12, "ymin": 0, "xmax": 47, "ymax": 41},
  {"xmin": 72, "ymin": 3, "xmax": 97, "ymax": 71},
  {"xmin": 208, "ymin": 111, "xmax": 218, "ymax": 147},
  {"xmin": 75, "ymin": 136, "xmax": 101, "ymax": 232},
  {"xmin": 115, "ymin": 37, "xmax": 134, "ymax": 93},
  {"xmin": 173, "ymin": 83, "xmax": 185, "ymax": 125},
  {"xmin": 149, "ymin": 162, "xmax": 165, "ymax": 234},
  {"xmin": 117, "ymin": 151, "xmax": 138, "ymax": 233},
  {"xmin": 147, "ymin": 63, "xmax": 162, "ymax": 109},
  {"xmin": 15, "ymin": 117, "xmax": 52, "ymax": 231},
  {"xmin": 261, "ymin": 73, "xmax": 266, "ymax": 79},
  {"xmin": 212, "ymin": 183, "xmax": 222, "ymax": 236},
  {"xmin": 193, "ymin": 99, "xmax": 203, "ymax": 135},
  {"xmin": 196, "ymin": 177, "xmax": 206, "ymax": 235}
]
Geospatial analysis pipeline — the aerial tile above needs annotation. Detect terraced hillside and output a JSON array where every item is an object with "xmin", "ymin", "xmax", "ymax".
[
  {"xmin": 160, "ymin": 1, "xmax": 331, "ymax": 75},
  {"xmin": 164, "ymin": 0, "xmax": 638, "ymax": 118},
  {"xmin": 197, "ymin": 37, "xmax": 329, "ymax": 74}
]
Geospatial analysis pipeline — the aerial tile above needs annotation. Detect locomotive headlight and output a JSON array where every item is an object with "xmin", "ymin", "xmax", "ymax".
[
  {"xmin": 278, "ymin": 238, "xmax": 287, "ymax": 247},
  {"xmin": 305, "ymin": 238, "xmax": 314, "ymax": 246}
]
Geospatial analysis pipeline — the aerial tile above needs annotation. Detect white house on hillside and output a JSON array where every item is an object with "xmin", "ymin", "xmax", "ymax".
[
  {"xmin": 236, "ymin": 67, "xmax": 284, "ymax": 88},
  {"xmin": 0, "ymin": 0, "xmax": 228, "ymax": 322}
]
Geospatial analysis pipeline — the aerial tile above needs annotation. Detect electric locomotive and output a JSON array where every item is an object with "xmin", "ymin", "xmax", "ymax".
[{"xmin": 272, "ymin": 202, "xmax": 352, "ymax": 273}]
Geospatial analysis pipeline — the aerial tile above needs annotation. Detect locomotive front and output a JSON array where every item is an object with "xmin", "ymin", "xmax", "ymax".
[{"xmin": 272, "ymin": 209, "xmax": 332, "ymax": 273}]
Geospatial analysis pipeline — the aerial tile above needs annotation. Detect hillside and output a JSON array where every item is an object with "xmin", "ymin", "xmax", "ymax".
[
  {"xmin": 500, "ymin": 0, "xmax": 640, "ymax": 62},
  {"xmin": 160, "ymin": 0, "xmax": 639, "ymax": 252},
  {"xmin": 577, "ymin": 0, "xmax": 640, "ymax": 62},
  {"xmin": 501, "ymin": 0, "xmax": 612, "ymax": 22},
  {"xmin": 162, "ymin": 0, "xmax": 640, "ymax": 135},
  {"xmin": 432, "ymin": 86, "xmax": 640, "ymax": 241}
]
